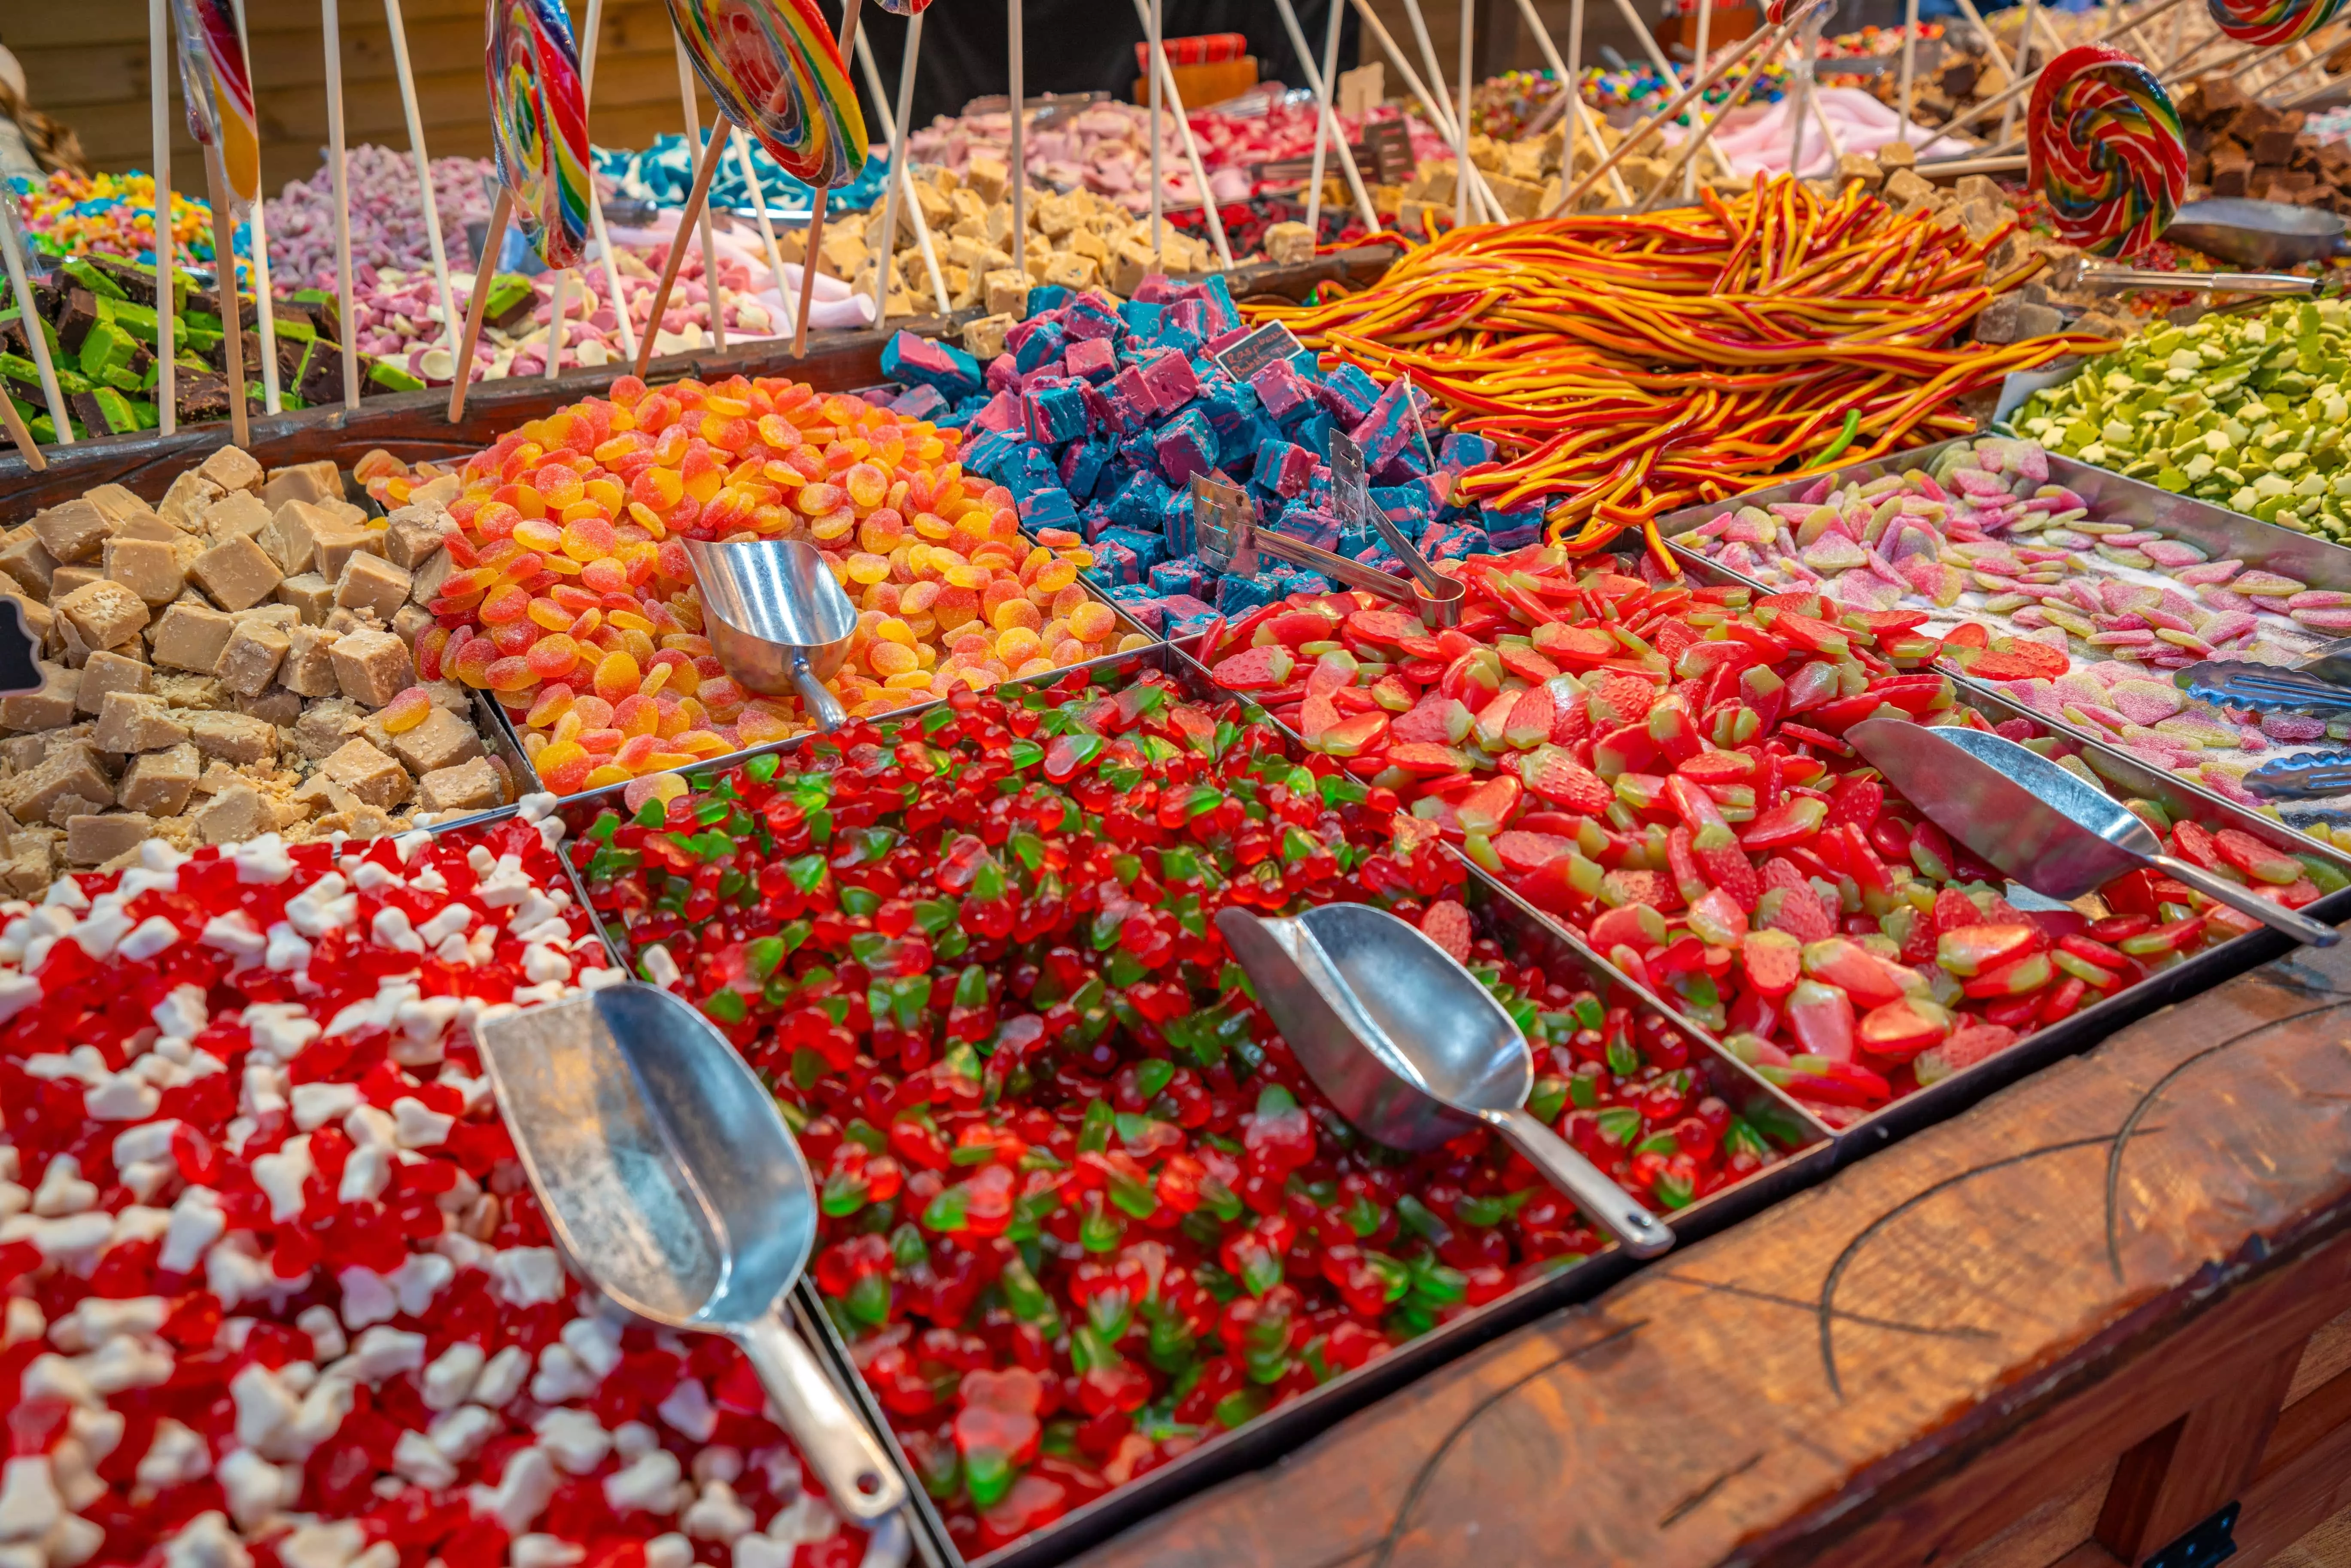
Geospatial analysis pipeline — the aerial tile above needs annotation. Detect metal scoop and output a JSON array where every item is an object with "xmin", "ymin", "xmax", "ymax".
[
  {"xmin": 1215, "ymin": 904, "xmax": 1676, "ymax": 1256},
  {"xmin": 2051, "ymin": 254, "xmax": 2320, "ymax": 298},
  {"xmin": 681, "ymin": 537, "xmax": 857, "ymax": 730},
  {"xmin": 1191, "ymin": 474, "xmax": 1464, "ymax": 628},
  {"xmin": 2164, "ymin": 198, "xmax": 2351, "ymax": 270},
  {"xmin": 1848, "ymin": 717, "xmax": 2337, "ymax": 947},
  {"xmin": 476, "ymin": 985, "xmax": 908, "ymax": 1519}
]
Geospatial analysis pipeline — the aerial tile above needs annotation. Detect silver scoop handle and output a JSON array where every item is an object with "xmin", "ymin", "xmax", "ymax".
[
  {"xmin": 2060, "ymin": 258, "xmax": 2317, "ymax": 296},
  {"xmin": 1478, "ymin": 1107, "xmax": 1677, "ymax": 1257},
  {"xmin": 1250, "ymin": 530, "xmax": 1466, "ymax": 626},
  {"xmin": 790, "ymin": 650, "xmax": 848, "ymax": 731},
  {"xmin": 2145, "ymin": 854, "xmax": 2340, "ymax": 947},
  {"xmin": 736, "ymin": 1310, "xmax": 909, "ymax": 1519}
]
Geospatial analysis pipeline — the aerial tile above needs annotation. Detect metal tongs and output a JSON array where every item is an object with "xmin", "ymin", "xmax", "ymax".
[
  {"xmin": 2051, "ymin": 254, "xmax": 2323, "ymax": 298},
  {"xmin": 1192, "ymin": 446, "xmax": 1463, "ymax": 626},
  {"xmin": 2174, "ymin": 640, "xmax": 2351, "ymax": 716}
]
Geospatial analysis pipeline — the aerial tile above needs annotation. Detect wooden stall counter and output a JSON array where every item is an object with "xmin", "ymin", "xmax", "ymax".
[{"xmin": 1070, "ymin": 938, "xmax": 2351, "ymax": 1568}]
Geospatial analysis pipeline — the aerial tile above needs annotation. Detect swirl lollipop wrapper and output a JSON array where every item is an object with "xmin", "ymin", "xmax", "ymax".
[
  {"xmin": 485, "ymin": 0, "xmax": 593, "ymax": 269},
  {"xmin": 2206, "ymin": 0, "xmax": 2346, "ymax": 45},
  {"xmin": 2027, "ymin": 44, "xmax": 2187, "ymax": 260},
  {"xmin": 667, "ymin": 0, "xmax": 869, "ymax": 188},
  {"xmin": 167, "ymin": 0, "xmax": 260, "ymax": 220}
]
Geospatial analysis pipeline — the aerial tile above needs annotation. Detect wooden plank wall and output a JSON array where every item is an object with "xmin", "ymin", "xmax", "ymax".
[{"xmin": 8, "ymin": 0, "xmax": 1658, "ymax": 203}]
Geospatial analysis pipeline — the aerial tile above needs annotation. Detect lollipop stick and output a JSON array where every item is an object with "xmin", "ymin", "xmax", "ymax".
[
  {"xmin": 1148, "ymin": 0, "xmax": 1163, "ymax": 269},
  {"xmin": 1639, "ymin": 32, "xmax": 1774, "ymax": 207},
  {"xmin": 673, "ymin": 36, "xmax": 725, "ymax": 357},
  {"xmin": 1455, "ymin": 0, "xmax": 1472, "ymax": 227},
  {"xmin": 1598, "ymin": 0, "xmax": 1734, "ymax": 176},
  {"xmin": 1131, "ymin": 0, "xmax": 1233, "ymax": 267},
  {"xmin": 1009, "ymin": 0, "xmax": 1025, "ymax": 279},
  {"xmin": 150, "ymin": 0, "xmax": 175, "ymax": 438},
  {"xmin": 853, "ymin": 24, "xmax": 931, "ymax": 322},
  {"xmin": 731, "ymin": 127, "xmax": 796, "ymax": 336},
  {"xmin": 449, "ymin": 189, "xmax": 511, "ymax": 423},
  {"xmin": 2000, "ymin": 0, "xmax": 2038, "ymax": 142},
  {"xmin": 0, "ymin": 389, "xmax": 39, "ymax": 470},
  {"xmin": 1272, "ymin": 0, "xmax": 1378, "ymax": 236},
  {"xmin": 228, "ymin": 0, "xmax": 280, "ymax": 413},
  {"xmin": 1397, "ymin": 0, "xmax": 1502, "ymax": 222},
  {"xmin": 1685, "ymin": 0, "xmax": 1712, "ymax": 200},
  {"xmin": 1347, "ymin": 0, "xmax": 1507, "ymax": 221},
  {"xmin": 206, "ymin": 163, "xmax": 252, "ymax": 449},
  {"xmin": 1898, "ymin": 0, "xmax": 1919, "ymax": 134},
  {"xmin": 579, "ymin": 0, "xmax": 637, "ymax": 365},
  {"xmin": 1511, "ymin": 0, "xmax": 1630, "ymax": 206},
  {"xmin": 793, "ymin": 0, "xmax": 864, "ymax": 357},
  {"xmin": 385, "ymin": 0, "xmax": 460, "ymax": 380},
  {"xmin": 636, "ymin": 116, "xmax": 729, "ymax": 379},
  {"xmin": 0, "ymin": 199, "xmax": 70, "ymax": 447},
  {"xmin": 323, "ymin": 0, "xmax": 359, "ymax": 410},
  {"xmin": 542, "ymin": 270, "xmax": 567, "ymax": 379}
]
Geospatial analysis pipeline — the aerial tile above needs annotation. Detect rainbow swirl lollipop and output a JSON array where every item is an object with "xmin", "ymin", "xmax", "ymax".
[
  {"xmin": 485, "ymin": 0, "xmax": 592, "ymax": 268},
  {"xmin": 2027, "ymin": 44, "xmax": 2186, "ymax": 259},
  {"xmin": 667, "ymin": 0, "xmax": 868, "ymax": 187},
  {"xmin": 2207, "ymin": 0, "xmax": 2345, "ymax": 44},
  {"xmin": 167, "ymin": 0, "xmax": 260, "ymax": 218}
]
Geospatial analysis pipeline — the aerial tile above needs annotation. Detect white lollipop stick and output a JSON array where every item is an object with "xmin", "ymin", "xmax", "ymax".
[
  {"xmin": 1347, "ymin": 0, "xmax": 1508, "ymax": 221},
  {"xmin": 0, "ymin": 201, "xmax": 68, "ymax": 447},
  {"xmin": 1455, "ymin": 0, "xmax": 1473, "ymax": 226},
  {"xmin": 323, "ymin": 0, "xmax": 359, "ymax": 409},
  {"xmin": 151, "ymin": 0, "xmax": 175, "ymax": 437},
  {"xmin": 1148, "ymin": 0, "xmax": 1163, "ymax": 269},
  {"xmin": 731, "ymin": 127, "xmax": 796, "ymax": 335},
  {"xmin": 542, "ymin": 270, "xmax": 566, "ymax": 378},
  {"xmin": 673, "ymin": 36, "xmax": 726, "ymax": 355},
  {"xmin": 1130, "ymin": 0, "xmax": 1232, "ymax": 267},
  {"xmin": 791, "ymin": 0, "xmax": 861, "ymax": 359},
  {"xmin": 1010, "ymin": 0, "xmax": 1025, "ymax": 278},
  {"xmin": 1272, "ymin": 0, "xmax": 1378, "ymax": 235},
  {"xmin": 1686, "ymin": 0, "xmax": 1712, "ymax": 198},
  {"xmin": 1601, "ymin": 0, "xmax": 1736, "ymax": 177},
  {"xmin": 229, "ymin": 0, "xmax": 280, "ymax": 413},
  {"xmin": 1398, "ymin": 0, "xmax": 1502, "ymax": 221},
  {"xmin": 1511, "ymin": 0, "xmax": 1629, "ymax": 207},
  {"xmin": 580, "ymin": 0, "xmax": 639, "ymax": 365},
  {"xmin": 853, "ymin": 23, "xmax": 942, "ymax": 322},
  {"xmin": 1898, "ymin": 0, "xmax": 1919, "ymax": 135},
  {"xmin": 385, "ymin": 0, "xmax": 459, "ymax": 380}
]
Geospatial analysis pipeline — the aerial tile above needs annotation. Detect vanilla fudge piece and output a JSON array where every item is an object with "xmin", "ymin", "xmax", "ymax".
[
  {"xmin": 117, "ymin": 742, "xmax": 201, "ymax": 815},
  {"xmin": 214, "ymin": 618, "xmax": 291, "ymax": 697},
  {"xmin": 188, "ymin": 534, "xmax": 285, "ymax": 612},
  {"xmin": 0, "ymin": 533, "xmax": 58, "ymax": 601},
  {"xmin": 91, "ymin": 690, "xmax": 190, "ymax": 754},
  {"xmin": 184, "ymin": 709, "xmax": 277, "ymax": 765},
  {"xmin": 149, "ymin": 602, "xmax": 238, "ymax": 672},
  {"xmin": 157, "ymin": 472, "xmax": 226, "ymax": 529},
  {"xmin": 9, "ymin": 597, "xmax": 52, "ymax": 653},
  {"xmin": 65, "ymin": 811, "xmax": 155, "ymax": 866},
  {"xmin": 335, "ymin": 553, "xmax": 413, "ymax": 622},
  {"xmin": 85, "ymin": 485, "xmax": 158, "ymax": 529},
  {"xmin": 313, "ymin": 525, "xmax": 386, "ymax": 586},
  {"xmin": 277, "ymin": 572, "xmax": 335, "ymax": 624},
  {"xmin": 54, "ymin": 580, "xmax": 151, "ymax": 651},
  {"xmin": 320, "ymin": 737, "xmax": 412, "ymax": 809},
  {"xmin": 330, "ymin": 627, "xmax": 414, "ymax": 709},
  {"xmin": 261, "ymin": 460, "xmax": 341, "ymax": 511},
  {"xmin": 0, "ymin": 663, "xmax": 79, "ymax": 732},
  {"xmin": 75, "ymin": 653, "xmax": 152, "ymax": 718},
  {"xmin": 418, "ymin": 757, "xmax": 502, "ymax": 814},
  {"xmin": 4, "ymin": 742, "xmax": 115, "ymax": 823},
  {"xmin": 31, "ymin": 499, "xmax": 113, "ymax": 565},
  {"xmin": 235, "ymin": 690, "xmax": 303, "ymax": 727},
  {"xmin": 259, "ymin": 500, "xmax": 331, "ymax": 576},
  {"xmin": 278, "ymin": 624, "xmax": 341, "ymax": 698},
  {"xmin": 383, "ymin": 508, "xmax": 450, "ymax": 570},
  {"xmin": 389, "ymin": 706, "xmax": 484, "ymax": 776},
  {"xmin": 203, "ymin": 489, "xmax": 272, "ymax": 543},
  {"xmin": 195, "ymin": 784, "xmax": 272, "ymax": 844},
  {"xmin": 103, "ymin": 536, "xmax": 187, "ymax": 607},
  {"xmin": 197, "ymin": 445, "xmax": 264, "ymax": 494}
]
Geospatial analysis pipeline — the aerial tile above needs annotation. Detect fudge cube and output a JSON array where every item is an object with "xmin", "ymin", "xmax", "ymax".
[
  {"xmin": 0, "ymin": 532, "xmax": 58, "ymax": 601},
  {"xmin": 119, "ymin": 743, "xmax": 200, "ymax": 815},
  {"xmin": 278, "ymin": 624, "xmax": 342, "ymax": 697},
  {"xmin": 85, "ymin": 484, "xmax": 160, "ymax": 529},
  {"xmin": 261, "ymin": 460, "xmax": 341, "ymax": 511},
  {"xmin": 157, "ymin": 472, "xmax": 226, "ymax": 529},
  {"xmin": 383, "ymin": 507, "xmax": 452, "ymax": 569},
  {"xmin": 417, "ymin": 757, "xmax": 502, "ymax": 814},
  {"xmin": 391, "ymin": 605, "xmax": 432, "ymax": 646},
  {"xmin": 408, "ymin": 548, "xmax": 453, "ymax": 606},
  {"xmin": 149, "ymin": 602, "xmax": 239, "ymax": 672},
  {"xmin": 277, "ymin": 572, "xmax": 335, "ymax": 624},
  {"xmin": 389, "ymin": 706, "xmax": 484, "ymax": 776},
  {"xmin": 202, "ymin": 489, "xmax": 272, "ymax": 543},
  {"xmin": 92, "ymin": 691, "xmax": 191, "ymax": 754},
  {"xmin": 74, "ymin": 651, "xmax": 152, "ymax": 715},
  {"xmin": 103, "ymin": 536, "xmax": 187, "ymax": 607},
  {"xmin": 184, "ymin": 709, "xmax": 278, "ymax": 765},
  {"xmin": 259, "ymin": 499, "xmax": 331, "ymax": 575},
  {"xmin": 213, "ymin": 619, "xmax": 291, "ymax": 697},
  {"xmin": 4, "ymin": 742, "xmax": 116, "ymax": 824},
  {"xmin": 329, "ymin": 628, "xmax": 414, "ymax": 708},
  {"xmin": 65, "ymin": 812, "xmax": 154, "ymax": 867},
  {"xmin": 235, "ymin": 690, "xmax": 304, "ymax": 728},
  {"xmin": 320, "ymin": 737, "xmax": 412, "ymax": 809},
  {"xmin": 0, "ymin": 663, "xmax": 79, "ymax": 732},
  {"xmin": 0, "ymin": 829, "xmax": 58, "ymax": 898},
  {"xmin": 188, "ymin": 535, "xmax": 285, "ymax": 611},
  {"xmin": 335, "ymin": 553, "xmax": 413, "ymax": 622},
  {"xmin": 31, "ymin": 498, "xmax": 113, "ymax": 565},
  {"xmin": 197, "ymin": 445, "xmax": 264, "ymax": 494},
  {"xmin": 195, "ymin": 784, "xmax": 273, "ymax": 845},
  {"xmin": 313, "ymin": 525, "xmax": 386, "ymax": 586},
  {"xmin": 49, "ymin": 567, "xmax": 100, "ymax": 604},
  {"xmin": 55, "ymin": 580, "xmax": 152, "ymax": 651}
]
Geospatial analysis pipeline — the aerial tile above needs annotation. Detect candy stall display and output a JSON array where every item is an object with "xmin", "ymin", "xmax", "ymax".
[
  {"xmin": 361, "ymin": 374, "xmax": 1150, "ymax": 794},
  {"xmin": 0, "ymin": 446, "xmax": 512, "ymax": 892},
  {"xmin": 0, "ymin": 811, "xmax": 904, "ymax": 1568},
  {"xmin": 1196, "ymin": 542, "xmax": 2349, "ymax": 1126},
  {"xmin": 561, "ymin": 661, "xmax": 1818, "ymax": 1556},
  {"xmin": 879, "ymin": 275, "xmax": 1516, "ymax": 643}
]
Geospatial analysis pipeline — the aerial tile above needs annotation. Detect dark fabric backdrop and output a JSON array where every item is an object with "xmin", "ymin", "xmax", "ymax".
[{"xmin": 852, "ymin": 0, "xmax": 1359, "ymax": 136}]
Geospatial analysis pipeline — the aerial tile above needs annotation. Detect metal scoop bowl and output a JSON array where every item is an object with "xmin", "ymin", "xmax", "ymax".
[
  {"xmin": 1215, "ymin": 904, "xmax": 1676, "ymax": 1257},
  {"xmin": 1848, "ymin": 718, "xmax": 2337, "ymax": 948},
  {"xmin": 477, "ymin": 985, "xmax": 908, "ymax": 1519},
  {"xmin": 681, "ymin": 537, "xmax": 857, "ymax": 731},
  {"xmin": 2164, "ymin": 198, "xmax": 2351, "ymax": 270}
]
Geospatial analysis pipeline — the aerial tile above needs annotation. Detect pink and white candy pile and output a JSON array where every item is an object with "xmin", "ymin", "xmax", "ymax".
[
  {"xmin": 265, "ymin": 145, "xmax": 495, "ymax": 295},
  {"xmin": 0, "ymin": 812, "xmax": 901, "ymax": 1568},
  {"xmin": 1183, "ymin": 102, "xmax": 1449, "ymax": 195},
  {"xmin": 906, "ymin": 101, "xmax": 1245, "ymax": 210}
]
